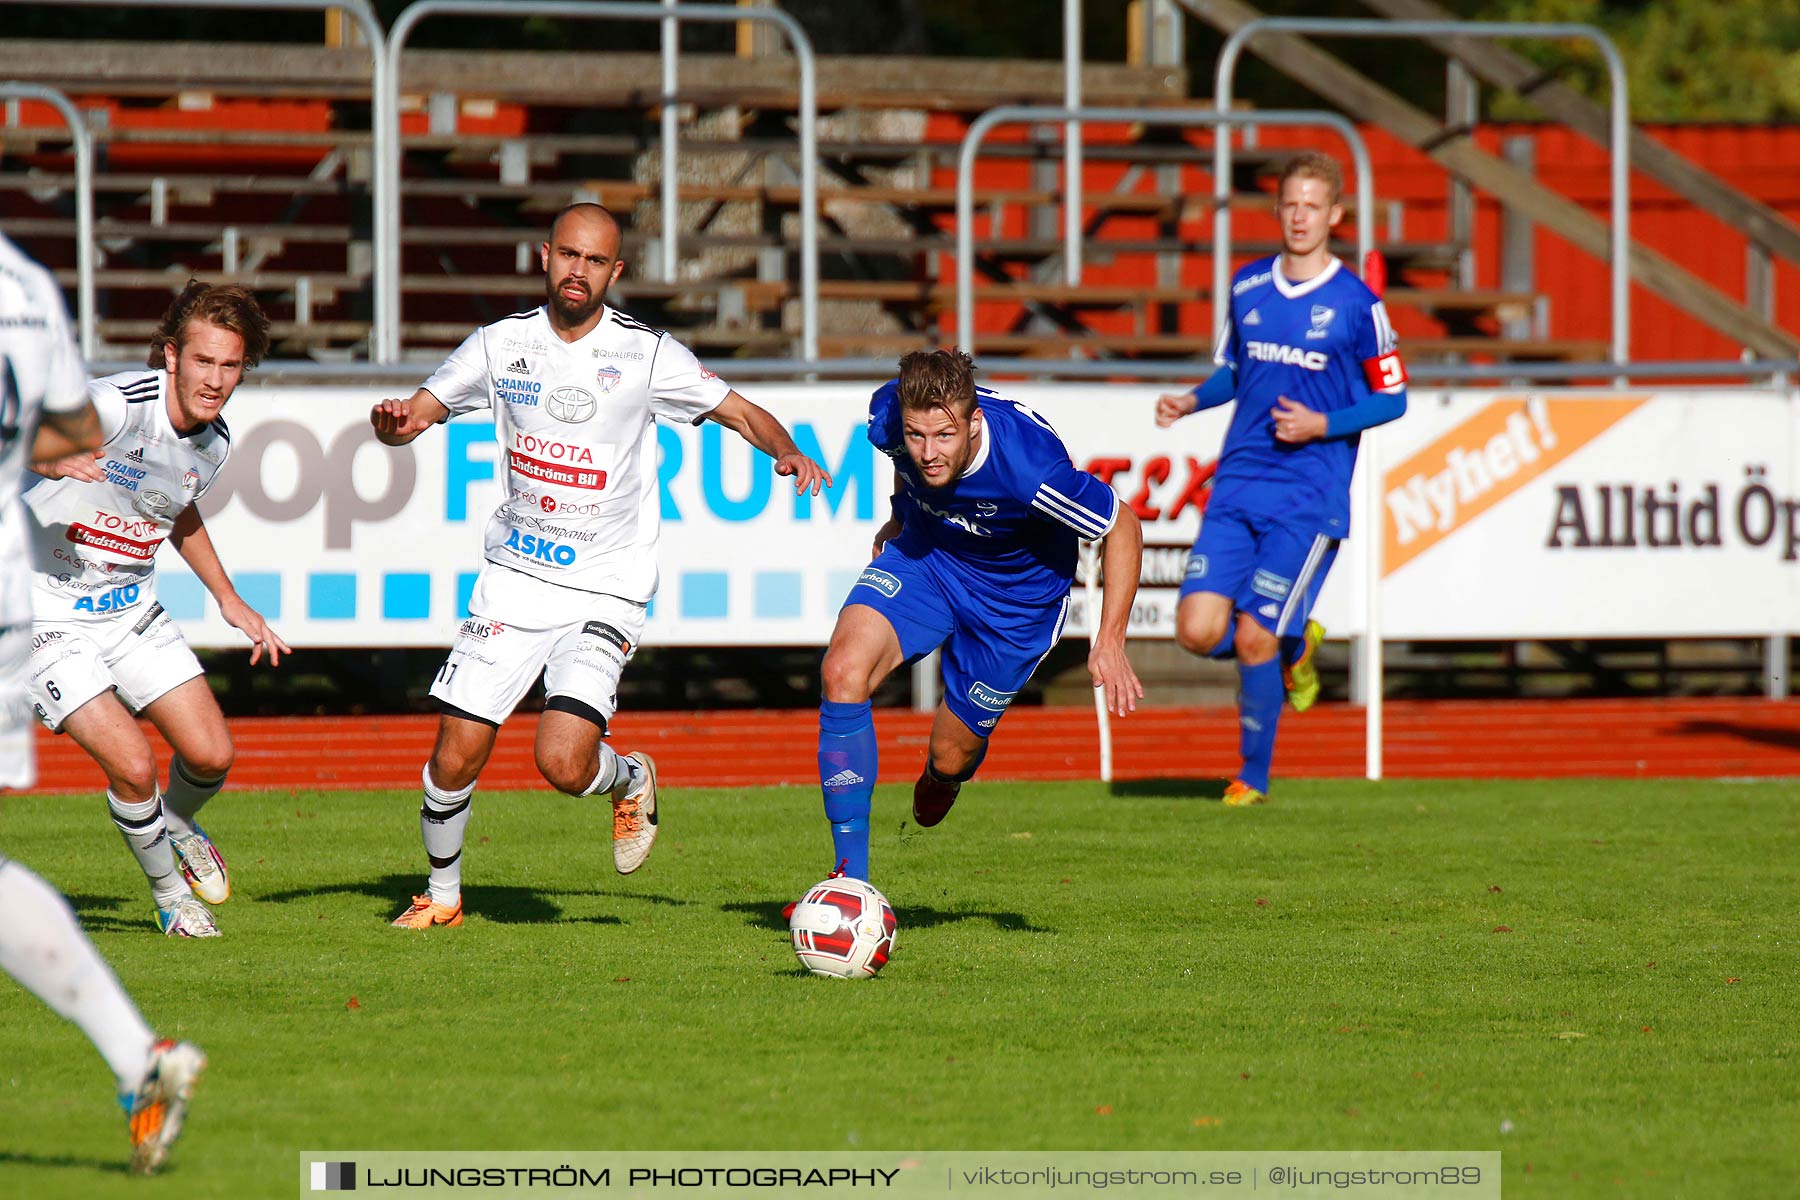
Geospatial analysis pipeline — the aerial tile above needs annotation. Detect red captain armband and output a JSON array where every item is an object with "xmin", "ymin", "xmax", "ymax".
[{"xmin": 1363, "ymin": 351, "xmax": 1408, "ymax": 391}]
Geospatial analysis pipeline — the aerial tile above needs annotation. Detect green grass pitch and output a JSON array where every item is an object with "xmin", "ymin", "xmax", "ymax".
[{"xmin": 0, "ymin": 777, "xmax": 1795, "ymax": 1198}]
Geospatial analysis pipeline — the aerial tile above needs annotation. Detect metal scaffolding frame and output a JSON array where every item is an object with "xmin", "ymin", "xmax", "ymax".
[
  {"xmin": 380, "ymin": 0, "xmax": 820, "ymax": 363},
  {"xmin": 954, "ymin": 103, "xmax": 1385, "ymax": 774},
  {"xmin": 0, "ymin": 82, "xmax": 94, "ymax": 359},
  {"xmin": 0, "ymin": 0, "xmax": 387, "ymax": 361},
  {"xmin": 1213, "ymin": 17, "xmax": 1632, "ymax": 369}
]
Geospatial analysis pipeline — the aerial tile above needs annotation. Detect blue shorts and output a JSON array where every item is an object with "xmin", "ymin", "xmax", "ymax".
[
  {"xmin": 845, "ymin": 545, "xmax": 1070, "ymax": 740},
  {"xmin": 1178, "ymin": 504, "xmax": 1338, "ymax": 637}
]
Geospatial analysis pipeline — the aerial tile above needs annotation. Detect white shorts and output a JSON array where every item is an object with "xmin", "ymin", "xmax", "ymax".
[
  {"xmin": 431, "ymin": 574, "xmax": 645, "ymax": 728},
  {"xmin": 29, "ymin": 602, "xmax": 204, "ymax": 732},
  {"xmin": 1, "ymin": 621, "xmax": 35, "ymax": 789}
]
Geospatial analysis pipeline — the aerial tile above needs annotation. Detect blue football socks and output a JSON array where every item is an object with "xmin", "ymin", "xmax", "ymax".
[
  {"xmin": 818, "ymin": 699, "xmax": 877, "ymax": 881},
  {"xmin": 1236, "ymin": 658, "xmax": 1285, "ymax": 794},
  {"xmin": 1280, "ymin": 631, "xmax": 1307, "ymax": 668}
]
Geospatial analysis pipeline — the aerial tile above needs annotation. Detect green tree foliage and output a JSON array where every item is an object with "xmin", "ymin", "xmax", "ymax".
[
  {"xmin": 1476, "ymin": 0, "xmax": 1800, "ymax": 121},
  {"xmin": 10, "ymin": 0, "xmax": 1798, "ymax": 120}
]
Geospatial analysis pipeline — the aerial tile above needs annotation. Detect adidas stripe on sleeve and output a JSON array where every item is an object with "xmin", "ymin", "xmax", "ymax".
[{"xmin": 1030, "ymin": 471, "xmax": 1119, "ymax": 540}]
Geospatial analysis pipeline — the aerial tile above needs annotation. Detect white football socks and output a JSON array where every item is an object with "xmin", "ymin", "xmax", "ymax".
[
  {"xmin": 0, "ymin": 859, "xmax": 157, "ymax": 1093},
  {"xmin": 161, "ymin": 755, "xmax": 225, "ymax": 839},
  {"xmin": 107, "ymin": 790, "xmax": 188, "ymax": 909},
  {"xmin": 581, "ymin": 743, "xmax": 640, "ymax": 798},
  {"xmin": 421, "ymin": 767, "xmax": 475, "ymax": 908}
]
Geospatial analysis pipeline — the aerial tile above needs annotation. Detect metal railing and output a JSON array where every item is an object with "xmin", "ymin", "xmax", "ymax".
[
  {"xmin": 955, "ymin": 105, "xmax": 1375, "ymax": 355},
  {"xmin": 0, "ymin": 83, "xmax": 94, "ymax": 359},
  {"xmin": 956, "ymin": 107, "xmax": 1379, "ymax": 765},
  {"xmin": 381, "ymin": 0, "xmax": 820, "ymax": 362},
  {"xmin": 0, "ymin": 0, "xmax": 388, "ymax": 361},
  {"xmin": 105, "ymin": 357, "xmax": 1799, "ymax": 386},
  {"xmin": 1063, "ymin": 0, "xmax": 1083, "ymax": 286},
  {"xmin": 1213, "ymin": 17, "xmax": 1632, "ymax": 369}
]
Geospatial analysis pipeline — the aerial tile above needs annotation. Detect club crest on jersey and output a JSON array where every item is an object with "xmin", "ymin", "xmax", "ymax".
[
  {"xmin": 180, "ymin": 468, "xmax": 200, "ymax": 494},
  {"xmin": 545, "ymin": 386, "xmax": 597, "ymax": 423},
  {"xmin": 1308, "ymin": 305, "xmax": 1336, "ymax": 339},
  {"xmin": 595, "ymin": 365, "xmax": 622, "ymax": 393}
]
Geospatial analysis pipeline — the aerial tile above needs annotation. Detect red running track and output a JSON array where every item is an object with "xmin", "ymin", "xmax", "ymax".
[{"xmin": 24, "ymin": 697, "xmax": 1800, "ymax": 793}]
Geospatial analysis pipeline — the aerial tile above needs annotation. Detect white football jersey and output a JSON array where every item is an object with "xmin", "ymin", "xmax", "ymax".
[
  {"xmin": 24, "ymin": 370, "xmax": 231, "ymax": 623},
  {"xmin": 0, "ymin": 233, "xmax": 90, "ymax": 628},
  {"xmin": 422, "ymin": 304, "xmax": 730, "ymax": 603}
]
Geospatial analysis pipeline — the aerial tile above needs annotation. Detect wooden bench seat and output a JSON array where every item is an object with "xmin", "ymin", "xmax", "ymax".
[{"xmin": 52, "ymin": 268, "xmax": 366, "ymax": 292}]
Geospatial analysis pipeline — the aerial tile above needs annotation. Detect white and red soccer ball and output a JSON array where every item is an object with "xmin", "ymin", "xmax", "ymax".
[{"xmin": 788, "ymin": 877, "xmax": 897, "ymax": 979}]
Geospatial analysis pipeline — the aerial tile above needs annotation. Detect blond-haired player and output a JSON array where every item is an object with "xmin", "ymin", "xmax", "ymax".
[
  {"xmin": 1, "ymin": 233, "xmax": 205, "ymax": 1173},
  {"xmin": 26, "ymin": 281, "xmax": 287, "ymax": 935}
]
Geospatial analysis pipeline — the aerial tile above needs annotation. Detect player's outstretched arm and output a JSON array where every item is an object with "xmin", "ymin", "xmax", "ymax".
[
  {"xmin": 168, "ymin": 507, "xmax": 291, "ymax": 667},
  {"xmin": 1155, "ymin": 368, "xmax": 1235, "ymax": 429},
  {"xmin": 1089, "ymin": 506, "xmax": 1146, "ymax": 717},
  {"xmin": 369, "ymin": 388, "xmax": 450, "ymax": 447},
  {"xmin": 30, "ymin": 447, "xmax": 106, "ymax": 481},
  {"xmin": 704, "ymin": 390, "xmax": 833, "ymax": 496},
  {"xmin": 30, "ymin": 403, "xmax": 103, "ymax": 463}
]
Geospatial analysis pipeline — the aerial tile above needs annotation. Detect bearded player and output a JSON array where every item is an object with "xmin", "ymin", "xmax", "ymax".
[{"xmin": 372, "ymin": 203, "xmax": 831, "ymax": 929}]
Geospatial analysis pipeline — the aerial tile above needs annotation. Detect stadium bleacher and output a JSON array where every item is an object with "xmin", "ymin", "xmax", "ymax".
[{"xmin": 1, "ymin": 29, "xmax": 1591, "ymax": 364}]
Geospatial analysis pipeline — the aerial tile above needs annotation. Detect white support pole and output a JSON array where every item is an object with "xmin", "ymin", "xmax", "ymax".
[
  {"xmin": 1063, "ymin": 0, "xmax": 1083, "ymax": 287},
  {"xmin": 1082, "ymin": 539, "xmax": 1114, "ymax": 782},
  {"xmin": 1766, "ymin": 634, "xmax": 1789, "ymax": 701},
  {"xmin": 660, "ymin": 0, "xmax": 680, "ymax": 284},
  {"xmin": 1362, "ymin": 425, "xmax": 1384, "ymax": 781},
  {"xmin": 912, "ymin": 650, "xmax": 940, "ymax": 714}
]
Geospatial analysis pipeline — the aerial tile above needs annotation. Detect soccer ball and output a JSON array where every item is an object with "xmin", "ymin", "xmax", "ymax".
[{"xmin": 788, "ymin": 876, "xmax": 897, "ymax": 980}]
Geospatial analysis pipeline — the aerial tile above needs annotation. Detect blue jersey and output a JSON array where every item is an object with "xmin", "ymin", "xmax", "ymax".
[
  {"xmin": 868, "ymin": 381, "xmax": 1119, "ymax": 608},
  {"xmin": 1211, "ymin": 256, "xmax": 1403, "ymax": 537}
]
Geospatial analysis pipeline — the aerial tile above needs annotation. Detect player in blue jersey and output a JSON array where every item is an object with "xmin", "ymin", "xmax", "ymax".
[
  {"xmin": 1156, "ymin": 151, "xmax": 1408, "ymax": 806},
  {"xmin": 809, "ymin": 349, "xmax": 1144, "ymax": 885}
]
